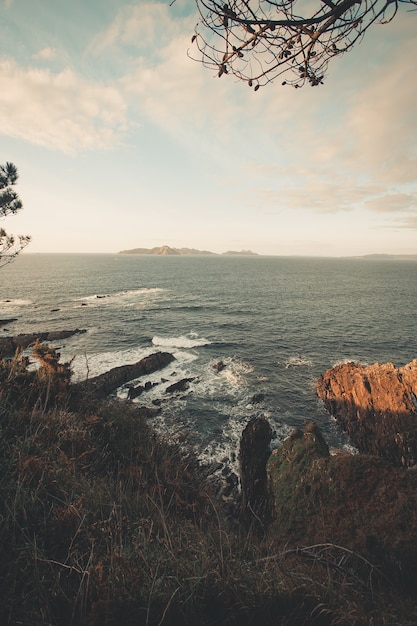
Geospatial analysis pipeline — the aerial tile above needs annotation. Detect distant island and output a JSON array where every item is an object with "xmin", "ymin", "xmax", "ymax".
[
  {"xmin": 118, "ymin": 245, "xmax": 259, "ymax": 256},
  {"xmin": 358, "ymin": 253, "xmax": 417, "ymax": 260}
]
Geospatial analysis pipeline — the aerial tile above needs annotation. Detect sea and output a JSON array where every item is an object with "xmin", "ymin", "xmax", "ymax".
[{"xmin": 1, "ymin": 253, "xmax": 416, "ymax": 471}]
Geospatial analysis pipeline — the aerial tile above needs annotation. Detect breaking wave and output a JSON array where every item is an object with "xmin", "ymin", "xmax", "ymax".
[{"xmin": 152, "ymin": 333, "xmax": 212, "ymax": 349}]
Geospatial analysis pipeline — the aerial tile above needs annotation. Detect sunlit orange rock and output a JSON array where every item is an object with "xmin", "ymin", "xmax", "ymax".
[{"xmin": 317, "ymin": 359, "xmax": 417, "ymax": 467}]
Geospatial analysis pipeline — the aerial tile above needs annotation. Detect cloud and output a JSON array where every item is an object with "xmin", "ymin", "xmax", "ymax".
[
  {"xmin": 391, "ymin": 213, "xmax": 417, "ymax": 230},
  {"xmin": 343, "ymin": 42, "xmax": 417, "ymax": 186},
  {"xmin": 240, "ymin": 16, "xmax": 417, "ymax": 216},
  {"xmin": 89, "ymin": 2, "xmax": 192, "ymax": 58},
  {"xmin": 0, "ymin": 59, "xmax": 128, "ymax": 153},
  {"xmin": 2, "ymin": 0, "xmax": 416, "ymax": 210},
  {"xmin": 365, "ymin": 193, "xmax": 417, "ymax": 213},
  {"xmin": 32, "ymin": 47, "xmax": 58, "ymax": 61}
]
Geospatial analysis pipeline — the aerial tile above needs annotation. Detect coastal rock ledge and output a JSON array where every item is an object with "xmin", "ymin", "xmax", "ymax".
[{"xmin": 317, "ymin": 359, "xmax": 417, "ymax": 467}]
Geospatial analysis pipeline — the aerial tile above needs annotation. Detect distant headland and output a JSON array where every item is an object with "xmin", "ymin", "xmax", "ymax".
[
  {"xmin": 118, "ymin": 245, "xmax": 259, "ymax": 256},
  {"xmin": 357, "ymin": 253, "xmax": 417, "ymax": 260}
]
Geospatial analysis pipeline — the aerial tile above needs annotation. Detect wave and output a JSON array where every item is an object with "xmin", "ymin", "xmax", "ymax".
[
  {"xmin": 152, "ymin": 333, "xmax": 212, "ymax": 349},
  {"xmin": 198, "ymin": 416, "xmax": 294, "ymax": 471},
  {"xmin": 283, "ymin": 355, "xmax": 313, "ymax": 369},
  {"xmin": 221, "ymin": 358, "xmax": 254, "ymax": 387},
  {"xmin": 1, "ymin": 298, "xmax": 32, "ymax": 307},
  {"xmin": 332, "ymin": 357, "xmax": 365, "ymax": 367},
  {"xmin": 70, "ymin": 345, "xmax": 157, "ymax": 382},
  {"xmin": 70, "ymin": 342, "xmax": 199, "ymax": 388},
  {"xmin": 75, "ymin": 287, "xmax": 164, "ymax": 304}
]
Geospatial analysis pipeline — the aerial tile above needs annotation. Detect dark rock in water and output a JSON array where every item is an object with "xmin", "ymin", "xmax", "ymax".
[
  {"xmin": 128, "ymin": 380, "xmax": 158, "ymax": 399},
  {"xmin": 74, "ymin": 352, "xmax": 175, "ymax": 400},
  {"xmin": 250, "ymin": 393, "xmax": 265, "ymax": 404},
  {"xmin": 135, "ymin": 405, "xmax": 161, "ymax": 419},
  {"xmin": 165, "ymin": 377, "xmax": 195, "ymax": 394},
  {"xmin": 46, "ymin": 329, "xmax": 86, "ymax": 341},
  {"xmin": 50, "ymin": 309, "xmax": 60, "ymax": 312},
  {"xmin": 0, "ymin": 329, "xmax": 87, "ymax": 359},
  {"xmin": 239, "ymin": 416, "xmax": 273, "ymax": 526},
  {"xmin": 0, "ymin": 318, "xmax": 17, "ymax": 326},
  {"xmin": 128, "ymin": 385, "xmax": 145, "ymax": 400},
  {"xmin": 213, "ymin": 360, "xmax": 225, "ymax": 372},
  {"xmin": 317, "ymin": 359, "xmax": 417, "ymax": 467},
  {"xmin": 268, "ymin": 422, "xmax": 417, "ymax": 583}
]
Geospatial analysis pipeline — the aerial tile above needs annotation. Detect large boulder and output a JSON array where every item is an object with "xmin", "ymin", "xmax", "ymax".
[
  {"xmin": 316, "ymin": 359, "xmax": 417, "ymax": 467},
  {"xmin": 267, "ymin": 423, "xmax": 417, "ymax": 582}
]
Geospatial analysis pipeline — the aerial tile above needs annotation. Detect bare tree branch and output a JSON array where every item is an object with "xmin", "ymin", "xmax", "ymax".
[{"xmin": 189, "ymin": 0, "xmax": 416, "ymax": 89}]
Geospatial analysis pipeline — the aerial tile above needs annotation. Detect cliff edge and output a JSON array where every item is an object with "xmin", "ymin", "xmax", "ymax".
[{"xmin": 316, "ymin": 359, "xmax": 417, "ymax": 467}]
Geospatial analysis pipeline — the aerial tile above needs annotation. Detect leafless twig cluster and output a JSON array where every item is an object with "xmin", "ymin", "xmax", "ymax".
[{"xmin": 188, "ymin": 0, "xmax": 416, "ymax": 88}]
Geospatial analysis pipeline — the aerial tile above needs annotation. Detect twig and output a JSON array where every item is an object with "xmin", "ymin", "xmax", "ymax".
[
  {"xmin": 158, "ymin": 586, "xmax": 180, "ymax": 626},
  {"xmin": 253, "ymin": 542, "xmax": 392, "ymax": 588},
  {"xmin": 35, "ymin": 556, "xmax": 90, "ymax": 577}
]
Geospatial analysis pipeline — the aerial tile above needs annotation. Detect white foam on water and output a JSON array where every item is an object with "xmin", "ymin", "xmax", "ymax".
[
  {"xmin": 152, "ymin": 333, "xmax": 211, "ymax": 349},
  {"xmin": 70, "ymin": 345, "xmax": 157, "ymax": 382},
  {"xmin": 170, "ymin": 349, "xmax": 199, "ymax": 364},
  {"xmin": 150, "ymin": 354, "xmax": 294, "ymax": 476},
  {"xmin": 197, "ymin": 411, "xmax": 295, "ymax": 476},
  {"xmin": 68, "ymin": 342, "xmax": 296, "ymax": 477},
  {"xmin": 178, "ymin": 357, "xmax": 255, "ymax": 405},
  {"xmin": 117, "ymin": 349, "xmax": 200, "ymax": 401},
  {"xmin": 1, "ymin": 298, "xmax": 32, "ymax": 308},
  {"xmin": 74, "ymin": 287, "xmax": 164, "ymax": 307},
  {"xmin": 331, "ymin": 357, "xmax": 365, "ymax": 367},
  {"xmin": 112, "ymin": 353, "xmax": 260, "ymax": 472},
  {"xmin": 221, "ymin": 358, "xmax": 254, "ymax": 386},
  {"xmin": 284, "ymin": 355, "xmax": 313, "ymax": 369}
]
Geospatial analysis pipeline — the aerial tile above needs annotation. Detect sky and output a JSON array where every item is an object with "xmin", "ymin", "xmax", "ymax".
[{"xmin": 1, "ymin": 0, "xmax": 416, "ymax": 256}]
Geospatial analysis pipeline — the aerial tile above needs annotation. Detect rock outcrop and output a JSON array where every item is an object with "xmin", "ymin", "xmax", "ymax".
[
  {"xmin": 165, "ymin": 377, "xmax": 195, "ymax": 394},
  {"xmin": 74, "ymin": 352, "xmax": 175, "ymax": 399},
  {"xmin": 239, "ymin": 416, "xmax": 273, "ymax": 526},
  {"xmin": 0, "ymin": 330, "xmax": 87, "ymax": 359},
  {"xmin": 317, "ymin": 359, "xmax": 417, "ymax": 467},
  {"xmin": 267, "ymin": 422, "xmax": 417, "ymax": 582}
]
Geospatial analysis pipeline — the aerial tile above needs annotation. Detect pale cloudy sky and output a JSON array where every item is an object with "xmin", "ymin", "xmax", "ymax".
[{"xmin": 1, "ymin": 0, "xmax": 416, "ymax": 256}]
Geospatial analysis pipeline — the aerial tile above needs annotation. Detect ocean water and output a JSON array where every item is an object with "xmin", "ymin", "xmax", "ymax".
[{"xmin": 1, "ymin": 253, "xmax": 416, "ymax": 469}]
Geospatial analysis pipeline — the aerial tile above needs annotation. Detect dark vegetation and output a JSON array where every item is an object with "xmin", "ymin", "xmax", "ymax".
[
  {"xmin": 0, "ymin": 162, "xmax": 30, "ymax": 267},
  {"xmin": 1, "ymin": 345, "xmax": 416, "ymax": 625},
  {"xmin": 268, "ymin": 424, "xmax": 417, "ymax": 589}
]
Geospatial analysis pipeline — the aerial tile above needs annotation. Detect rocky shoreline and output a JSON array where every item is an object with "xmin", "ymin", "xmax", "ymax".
[
  {"xmin": 0, "ymin": 329, "xmax": 86, "ymax": 359},
  {"xmin": 2, "ymin": 331, "xmax": 417, "ymax": 582}
]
